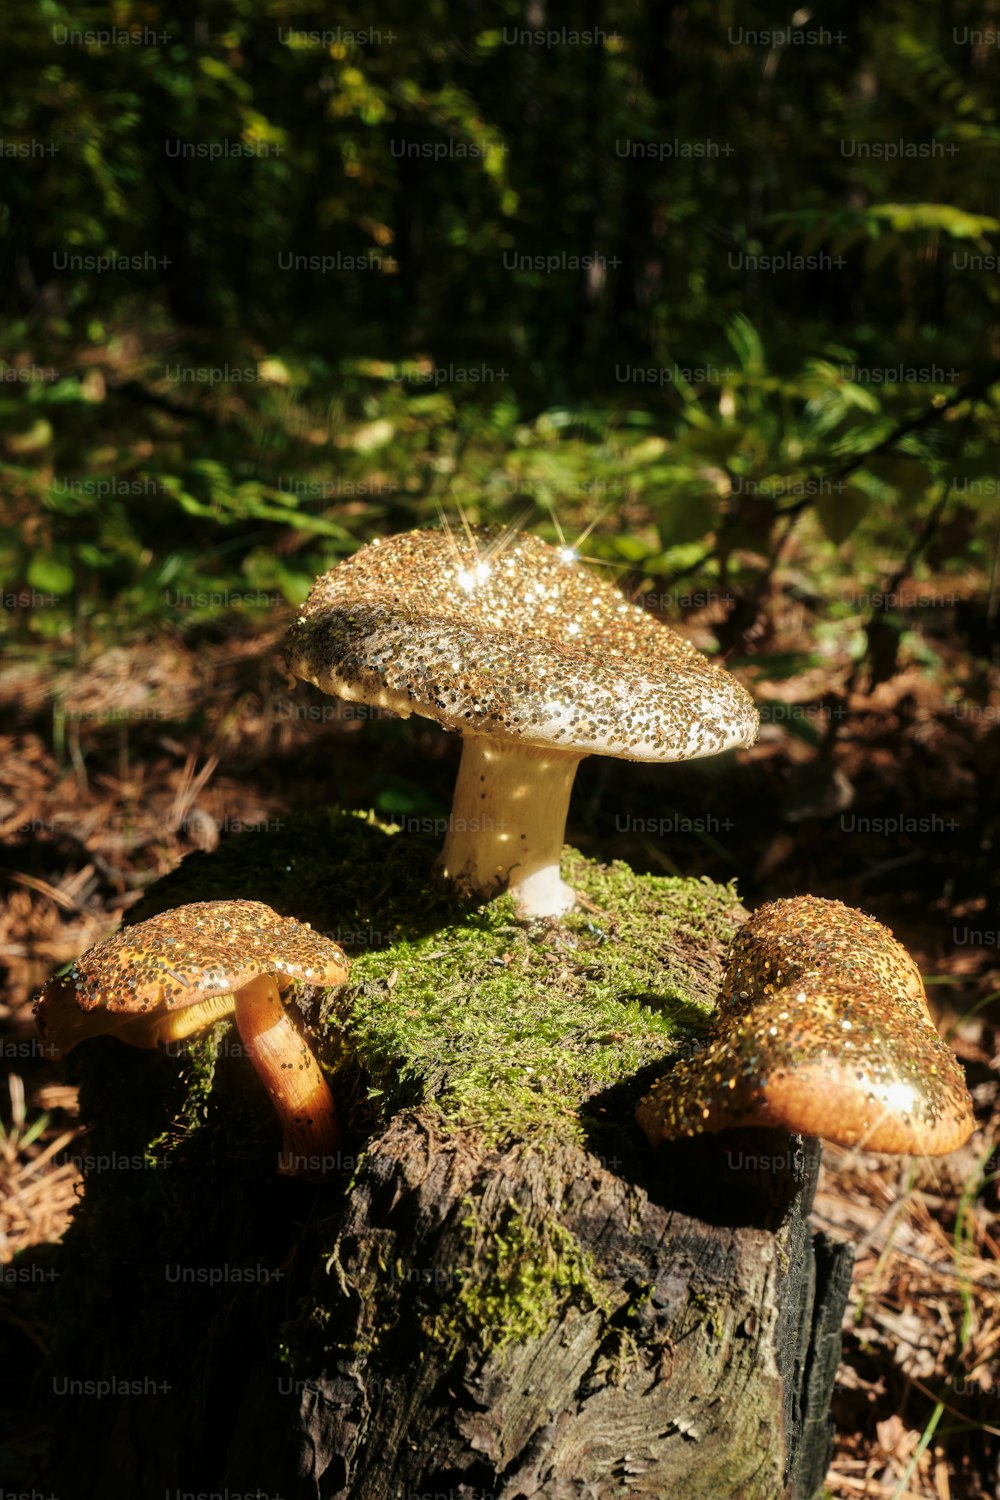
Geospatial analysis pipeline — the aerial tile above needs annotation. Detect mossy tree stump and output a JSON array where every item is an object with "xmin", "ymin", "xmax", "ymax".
[{"xmin": 44, "ymin": 814, "xmax": 852, "ymax": 1500}]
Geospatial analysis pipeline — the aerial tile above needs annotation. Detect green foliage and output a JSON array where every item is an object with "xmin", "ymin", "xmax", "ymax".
[{"xmin": 1, "ymin": 0, "xmax": 999, "ymax": 644}]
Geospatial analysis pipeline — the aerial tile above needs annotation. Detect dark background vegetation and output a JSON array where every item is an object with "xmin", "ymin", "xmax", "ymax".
[{"xmin": 1, "ymin": 3, "xmax": 999, "ymax": 1497}]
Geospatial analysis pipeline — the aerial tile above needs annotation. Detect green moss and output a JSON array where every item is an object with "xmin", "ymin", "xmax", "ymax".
[
  {"xmin": 143, "ymin": 1026, "xmax": 227, "ymax": 1162},
  {"xmin": 131, "ymin": 810, "xmax": 743, "ymax": 1153},
  {"xmin": 53, "ymin": 815, "xmax": 824, "ymax": 1496},
  {"xmin": 113, "ymin": 810, "xmax": 743, "ymax": 1365},
  {"xmin": 425, "ymin": 1196, "xmax": 610, "ymax": 1356}
]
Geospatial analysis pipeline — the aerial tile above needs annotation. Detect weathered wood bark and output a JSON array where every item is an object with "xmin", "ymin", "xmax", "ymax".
[
  {"xmin": 290, "ymin": 1120, "xmax": 851, "ymax": 1500},
  {"xmin": 39, "ymin": 814, "xmax": 853, "ymax": 1500}
]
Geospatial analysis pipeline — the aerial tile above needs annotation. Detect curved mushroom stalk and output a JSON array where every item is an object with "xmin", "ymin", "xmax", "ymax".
[
  {"xmin": 233, "ymin": 974, "xmax": 340, "ymax": 1180},
  {"xmin": 439, "ymin": 739, "xmax": 584, "ymax": 917}
]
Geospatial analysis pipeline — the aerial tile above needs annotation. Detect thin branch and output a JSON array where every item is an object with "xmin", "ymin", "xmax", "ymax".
[{"xmin": 774, "ymin": 362, "xmax": 1000, "ymax": 517}]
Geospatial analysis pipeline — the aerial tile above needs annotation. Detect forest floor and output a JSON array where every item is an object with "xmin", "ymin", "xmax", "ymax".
[{"xmin": 1, "ymin": 575, "xmax": 998, "ymax": 1498}]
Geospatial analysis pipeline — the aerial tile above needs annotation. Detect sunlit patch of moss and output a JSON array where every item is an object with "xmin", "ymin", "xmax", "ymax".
[
  {"xmin": 337, "ymin": 844, "xmax": 741, "ymax": 1148},
  {"xmin": 130, "ymin": 809, "xmax": 744, "ymax": 1153}
]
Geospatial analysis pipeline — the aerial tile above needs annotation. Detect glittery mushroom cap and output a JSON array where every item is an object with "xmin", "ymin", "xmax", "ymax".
[
  {"xmin": 33, "ymin": 900, "xmax": 350, "ymax": 1055},
  {"xmin": 286, "ymin": 526, "xmax": 759, "ymax": 761},
  {"xmin": 636, "ymin": 896, "xmax": 975, "ymax": 1155}
]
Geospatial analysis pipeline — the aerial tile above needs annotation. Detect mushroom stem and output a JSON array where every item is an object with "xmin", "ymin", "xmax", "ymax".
[
  {"xmin": 438, "ymin": 737, "xmax": 584, "ymax": 917},
  {"xmin": 233, "ymin": 974, "xmax": 340, "ymax": 1179}
]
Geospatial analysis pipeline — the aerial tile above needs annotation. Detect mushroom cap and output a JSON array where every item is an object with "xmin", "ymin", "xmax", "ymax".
[
  {"xmin": 286, "ymin": 526, "xmax": 759, "ymax": 762},
  {"xmin": 636, "ymin": 896, "xmax": 975, "ymax": 1155},
  {"xmin": 33, "ymin": 900, "xmax": 349, "ymax": 1056}
]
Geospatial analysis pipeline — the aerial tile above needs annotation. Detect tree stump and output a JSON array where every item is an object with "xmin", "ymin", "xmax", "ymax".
[{"xmin": 42, "ymin": 813, "xmax": 853, "ymax": 1499}]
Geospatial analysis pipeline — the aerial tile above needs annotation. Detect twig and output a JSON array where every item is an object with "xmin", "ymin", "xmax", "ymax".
[{"xmin": 774, "ymin": 362, "xmax": 1000, "ymax": 517}]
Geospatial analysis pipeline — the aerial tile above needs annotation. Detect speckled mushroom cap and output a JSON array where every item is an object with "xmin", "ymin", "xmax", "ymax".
[
  {"xmin": 636, "ymin": 896, "xmax": 975, "ymax": 1155},
  {"xmin": 33, "ymin": 900, "xmax": 349, "ymax": 1055},
  {"xmin": 286, "ymin": 527, "xmax": 759, "ymax": 761}
]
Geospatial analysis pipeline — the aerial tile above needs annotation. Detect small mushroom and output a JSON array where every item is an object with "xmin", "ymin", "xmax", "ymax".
[
  {"xmin": 33, "ymin": 900, "xmax": 349, "ymax": 1178},
  {"xmin": 286, "ymin": 526, "xmax": 758, "ymax": 918},
  {"xmin": 635, "ymin": 896, "xmax": 975, "ymax": 1155}
]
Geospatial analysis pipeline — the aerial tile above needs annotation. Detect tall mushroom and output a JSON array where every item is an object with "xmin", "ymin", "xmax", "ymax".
[
  {"xmin": 636, "ymin": 896, "xmax": 975, "ymax": 1155},
  {"xmin": 286, "ymin": 525, "xmax": 759, "ymax": 917},
  {"xmin": 33, "ymin": 900, "xmax": 349, "ymax": 1178}
]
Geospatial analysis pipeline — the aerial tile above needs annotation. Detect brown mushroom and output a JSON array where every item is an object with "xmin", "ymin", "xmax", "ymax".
[
  {"xmin": 636, "ymin": 896, "xmax": 975, "ymax": 1155},
  {"xmin": 33, "ymin": 900, "xmax": 349, "ymax": 1178}
]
